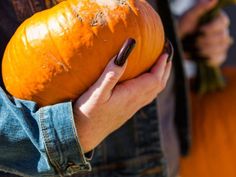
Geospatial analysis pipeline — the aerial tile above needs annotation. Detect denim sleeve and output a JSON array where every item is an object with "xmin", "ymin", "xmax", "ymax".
[{"xmin": 0, "ymin": 88, "xmax": 91, "ymax": 177}]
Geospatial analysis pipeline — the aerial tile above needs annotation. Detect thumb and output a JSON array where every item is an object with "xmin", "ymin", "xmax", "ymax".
[
  {"xmin": 179, "ymin": 0, "xmax": 218, "ymax": 37},
  {"xmin": 191, "ymin": 0, "xmax": 218, "ymax": 20},
  {"xmin": 90, "ymin": 38, "xmax": 136, "ymax": 100}
]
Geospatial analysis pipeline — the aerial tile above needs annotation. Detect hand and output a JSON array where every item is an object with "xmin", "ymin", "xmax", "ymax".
[
  {"xmin": 178, "ymin": 0, "xmax": 218, "ymax": 39},
  {"xmin": 73, "ymin": 46, "xmax": 172, "ymax": 153},
  {"xmin": 178, "ymin": 0, "xmax": 232, "ymax": 67},
  {"xmin": 196, "ymin": 11, "xmax": 232, "ymax": 66}
]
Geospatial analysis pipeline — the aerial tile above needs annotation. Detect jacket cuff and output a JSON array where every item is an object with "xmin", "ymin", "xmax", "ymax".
[{"xmin": 39, "ymin": 102, "xmax": 91, "ymax": 176}]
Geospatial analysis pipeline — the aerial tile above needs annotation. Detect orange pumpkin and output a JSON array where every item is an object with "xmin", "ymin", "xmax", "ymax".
[
  {"xmin": 2, "ymin": 0, "xmax": 164, "ymax": 106},
  {"xmin": 180, "ymin": 68, "xmax": 236, "ymax": 177}
]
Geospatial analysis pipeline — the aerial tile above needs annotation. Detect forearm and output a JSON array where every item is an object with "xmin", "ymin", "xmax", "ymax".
[{"xmin": 0, "ymin": 88, "xmax": 91, "ymax": 177}]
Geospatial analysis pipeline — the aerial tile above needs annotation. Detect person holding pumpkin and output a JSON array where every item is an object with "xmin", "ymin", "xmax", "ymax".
[
  {"xmin": 0, "ymin": 1, "xmax": 232, "ymax": 177},
  {"xmin": 0, "ymin": 0, "xmax": 173, "ymax": 177}
]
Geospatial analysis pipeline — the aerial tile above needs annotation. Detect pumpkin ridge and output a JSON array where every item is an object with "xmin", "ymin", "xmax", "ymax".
[
  {"xmin": 45, "ymin": 16, "xmax": 70, "ymax": 72},
  {"xmin": 22, "ymin": 19, "xmax": 60, "ymax": 95},
  {"xmin": 132, "ymin": 2, "xmax": 142, "ymax": 79}
]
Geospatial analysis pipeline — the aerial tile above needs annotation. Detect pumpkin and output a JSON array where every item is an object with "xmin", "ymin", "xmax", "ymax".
[
  {"xmin": 180, "ymin": 68, "xmax": 236, "ymax": 177},
  {"xmin": 2, "ymin": 0, "xmax": 164, "ymax": 106}
]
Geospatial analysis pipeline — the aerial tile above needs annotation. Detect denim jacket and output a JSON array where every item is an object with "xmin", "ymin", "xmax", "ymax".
[
  {"xmin": 0, "ymin": 86, "xmax": 91, "ymax": 176},
  {"xmin": 0, "ymin": 0, "xmax": 190, "ymax": 177}
]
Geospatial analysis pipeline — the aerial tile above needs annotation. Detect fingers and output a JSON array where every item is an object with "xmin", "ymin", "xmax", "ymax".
[
  {"xmin": 89, "ymin": 38, "xmax": 136, "ymax": 102},
  {"xmin": 194, "ymin": 11, "xmax": 232, "ymax": 67},
  {"xmin": 162, "ymin": 61, "xmax": 172, "ymax": 85},
  {"xmin": 198, "ymin": 41, "xmax": 230, "ymax": 67},
  {"xmin": 150, "ymin": 53, "xmax": 169, "ymax": 79},
  {"xmin": 151, "ymin": 53, "xmax": 172, "ymax": 90},
  {"xmin": 151, "ymin": 39, "xmax": 173, "ymax": 73},
  {"xmin": 91, "ymin": 57, "xmax": 127, "ymax": 96},
  {"xmin": 118, "ymin": 53, "xmax": 172, "ymax": 101},
  {"xmin": 199, "ymin": 42, "xmax": 230, "ymax": 57},
  {"xmin": 146, "ymin": 40, "xmax": 173, "ymax": 92},
  {"xmin": 151, "ymin": 40, "xmax": 173, "ymax": 85},
  {"xmin": 200, "ymin": 11, "xmax": 230, "ymax": 35},
  {"xmin": 178, "ymin": 0, "xmax": 218, "ymax": 38},
  {"xmin": 190, "ymin": 0, "xmax": 218, "ymax": 21},
  {"xmin": 197, "ymin": 27, "xmax": 231, "ymax": 64},
  {"xmin": 197, "ymin": 12, "xmax": 231, "ymax": 54},
  {"xmin": 197, "ymin": 29, "xmax": 231, "ymax": 47}
]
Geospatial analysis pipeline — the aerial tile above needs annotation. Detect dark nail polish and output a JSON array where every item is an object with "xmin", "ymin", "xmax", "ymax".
[
  {"xmin": 164, "ymin": 39, "xmax": 174, "ymax": 63},
  {"xmin": 114, "ymin": 38, "xmax": 136, "ymax": 66}
]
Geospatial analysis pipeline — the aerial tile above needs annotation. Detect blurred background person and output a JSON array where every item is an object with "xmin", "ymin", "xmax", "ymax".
[{"xmin": 170, "ymin": 1, "xmax": 236, "ymax": 177}]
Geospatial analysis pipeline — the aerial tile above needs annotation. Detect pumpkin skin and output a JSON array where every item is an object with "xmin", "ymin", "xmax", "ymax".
[
  {"xmin": 180, "ymin": 68, "xmax": 236, "ymax": 177},
  {"xmin": 2, "ymin": 0, "xmax": 165, "ymax": 106}
]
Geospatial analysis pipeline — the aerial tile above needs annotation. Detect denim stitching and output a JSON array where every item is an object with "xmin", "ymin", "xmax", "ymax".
[
  {"xmin": 39, "ymin": 108, "xmax": 63, "ymax": 176},
  {"xmin": 68, "ymin": 103, "xmax": 91, "ymax": 167}
]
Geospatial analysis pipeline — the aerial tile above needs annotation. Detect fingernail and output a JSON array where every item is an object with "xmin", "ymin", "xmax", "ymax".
[
  {"xmin": 114, "ymin": 38, "xmax": 136, "ymax": 66},
  {"xmin": 163, "ymin": 39, "xmax": 174, "ymax": 63}
]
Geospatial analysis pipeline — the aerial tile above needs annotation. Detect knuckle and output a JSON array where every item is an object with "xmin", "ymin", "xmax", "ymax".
[
  {"xmin": 153, "ymin": 75, "xmax": 162, "ymax": 84},
  {"xmin": 138, "ymin": 95, "xmax": 154, "ymax": 108},
  {"xmin": 145, "ymin": 98, "xmax": 155, "ymax": 106},
  {"xmin": 151, "ymin": 75, "xmax": 167, "ymax": 91},
  {"xmin": 89, "ymin": 89, "xmax": 109, "ymax": 104},
  {"xmin": 90, "ymin": 91, "xmax": 103, "ymax": 103},
  {"xmin": 146, "ymin": 91, "xmax": 160, "ymax": 105},
  {"xmin": 125, "ymin": 86, "xmax": 134, "ymax": 97},
  {"xmin": 153, "ymin": 78, "xmax": 166, "ymax": 91},
  {"xmin": 159, "ymin": 81, "xmax": 166, "ymax": 91},
  {"xmin": 105, "ymin": 71, "xmax": 120, "ymax": 83},
  {"xmin": 119, "ymin": 82, "xmax": 136, "ymax": 98}
]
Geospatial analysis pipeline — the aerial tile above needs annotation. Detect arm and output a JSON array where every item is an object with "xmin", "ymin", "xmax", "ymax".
[
  {"xmin": 0, "ymin": 89, "xmax": 90, "ymax": 177},
  {"xmin": 0, "ymin": 41, "xmax": 172, "ymax": 176}
]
